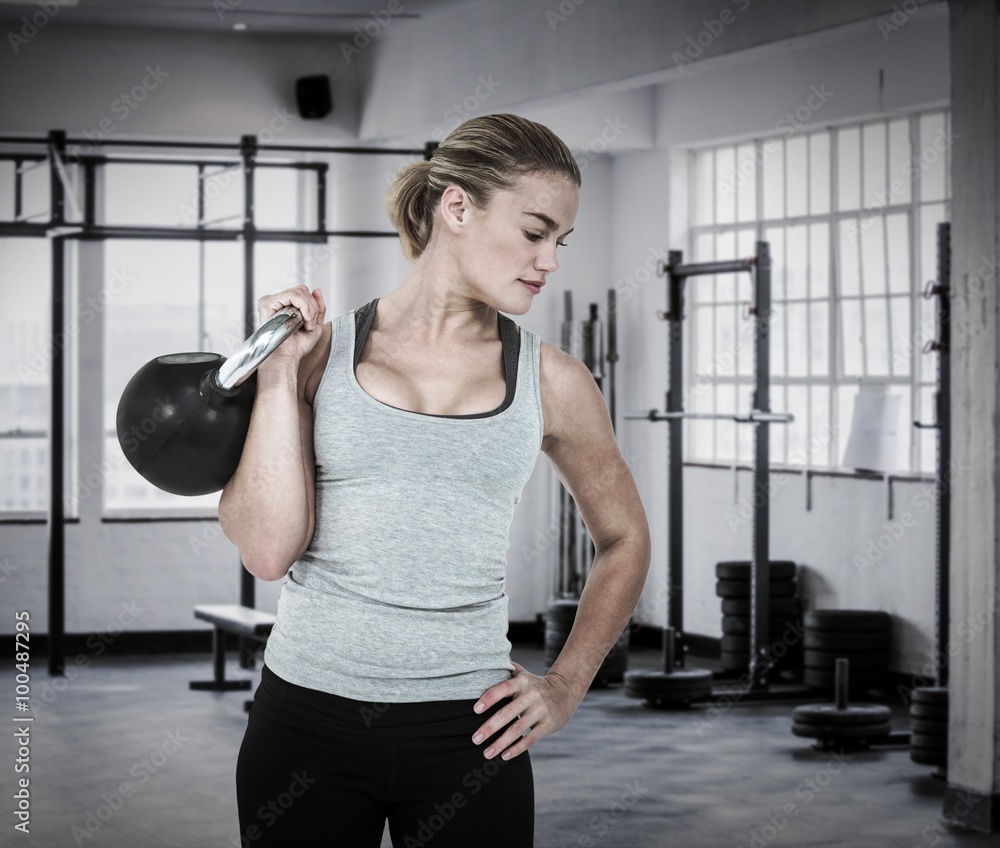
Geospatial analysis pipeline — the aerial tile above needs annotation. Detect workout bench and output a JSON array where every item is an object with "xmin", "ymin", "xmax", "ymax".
[{"xmin": 189, "ymin": 604, "xmax": 275, "ymax": 692}]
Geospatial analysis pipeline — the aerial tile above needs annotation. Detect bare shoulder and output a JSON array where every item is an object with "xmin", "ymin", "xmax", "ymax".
[
  {"xmin": 538, "ymin": 339, "xmax": 608, "ymax": 452},
  {"xmin": 302, "ymin": 320, "xmax": 335, "ymax": 407}
]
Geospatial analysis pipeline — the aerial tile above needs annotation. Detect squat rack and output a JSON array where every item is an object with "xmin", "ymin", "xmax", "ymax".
[
  {"xmin": 1, "ymin": 130, "xmax": 434, "ymax": 675},
  {"xmin": 626, "ymin": 241, "xmax": 793, "ymax": 689}
]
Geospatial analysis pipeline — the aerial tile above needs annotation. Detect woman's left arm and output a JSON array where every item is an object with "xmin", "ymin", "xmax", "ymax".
[{"xmin": 471, "ymin": 340, "xmax": 652, "ymax": 761}]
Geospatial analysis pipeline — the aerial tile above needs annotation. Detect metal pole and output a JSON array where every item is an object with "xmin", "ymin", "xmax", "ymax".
[
  {"xmin": 607, "ymin": 288, "xmax": 618, "ymax": 434},
  {"xmin": 239, "ymin": 134, "xmax": 257, "ymax": 666},
  {"xmin": 935, "ymin": 222, "xmax": 951, "ymax": 688},
  {"xmin": 750, "ymin": 240, "xmax": 772, "ymax": 687},
  {"xmin": 666, "ymin": 250, "xmax": 685, "ymax": 669},
  {"xmin": 46, "ymin": 130, "xmax": 67, "ymax": 676}
]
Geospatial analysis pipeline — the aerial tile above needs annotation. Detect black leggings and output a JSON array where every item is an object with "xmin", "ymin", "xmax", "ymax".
[{"xmin": 235, "ymin": 664, "xmax": 534, "ymax": 847}]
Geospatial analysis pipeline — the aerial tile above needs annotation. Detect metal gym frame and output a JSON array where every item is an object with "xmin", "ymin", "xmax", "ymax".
[
  {"xmin": 626, "ymin": 241, "xmax": 794, "ymax": 689},
  {"xmin": 553, "ymin": 289, "xmax": 619, "ymax": 603},
  {"xmin": 913, "ymin": 222, "xmax": 951, "ymax": 690},
  {"xmin": 0, "ymin": 129, "xmax": 435, "ymax": 675}
]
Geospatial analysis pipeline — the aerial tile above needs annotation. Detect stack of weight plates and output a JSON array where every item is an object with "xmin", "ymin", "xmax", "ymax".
[
  {"xmin": 803, "ymin": 610, "xmax": 892, "ymax": 691},
  {"xmin": 791, "ymin": 702, "xmax": 893, "ymax": 749},
  {"xmin": 716, "ymin": 560, "xmax": 801, "ymax": 673},
  {"xmin": 909, "ymin": 686, "xmax": 948, "ymax": 769},
  {"xmin": 544, "ymin": 599, "xmax": 629, "ymax": 686}
]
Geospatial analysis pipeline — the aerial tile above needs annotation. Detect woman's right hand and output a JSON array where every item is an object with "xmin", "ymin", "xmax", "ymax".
[{"xmin": 255, "ymin": 285, "xmax": 327, "ymax": 367}]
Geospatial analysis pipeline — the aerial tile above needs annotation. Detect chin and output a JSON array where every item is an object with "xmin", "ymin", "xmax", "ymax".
[{"xmin": 502, "ymin": 293, "xmax": 534, "ymax": 317}]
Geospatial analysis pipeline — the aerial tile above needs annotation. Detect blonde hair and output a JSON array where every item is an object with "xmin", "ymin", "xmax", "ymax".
[{"xmin": 385, "ymin": 114, "xmax": 581, "ymax": 262}]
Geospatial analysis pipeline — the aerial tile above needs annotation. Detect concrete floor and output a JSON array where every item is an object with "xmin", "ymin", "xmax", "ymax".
[{"xmin": 0, "ymin": 644, "xmax": 993, "ymax": 848}]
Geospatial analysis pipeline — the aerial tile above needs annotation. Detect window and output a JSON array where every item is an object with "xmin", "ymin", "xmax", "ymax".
[
  {"xmin": 688, "ymin": 111, "xmax": 951, "ymax": 474},
  {"xmin": 102, "ymin": 238, "xmax": 244, "ymax": 513},
  {"xmin": 0, "ymin": 239, "xmax": 52, "ymax": 513}
]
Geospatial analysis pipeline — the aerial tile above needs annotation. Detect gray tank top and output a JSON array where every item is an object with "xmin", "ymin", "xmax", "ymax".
[{"xmin": 263, "ymin": 299, "xmax": 545, "ymax": 702}]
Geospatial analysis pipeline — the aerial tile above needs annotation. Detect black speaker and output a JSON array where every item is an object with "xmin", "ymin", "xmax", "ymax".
[{"xmin": 295, "ymin": 75, "xmax": 332, "ymax": 119}]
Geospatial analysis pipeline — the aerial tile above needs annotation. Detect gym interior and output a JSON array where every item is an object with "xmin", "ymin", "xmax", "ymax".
[{"xmin": 1, "ymin": 0, "xmax": 999, "ymax": 845}]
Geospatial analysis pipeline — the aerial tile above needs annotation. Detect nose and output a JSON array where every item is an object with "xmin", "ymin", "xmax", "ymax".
[{"xmin": 535, "ymin": 241, "xmax": 559, "ymax": 275}]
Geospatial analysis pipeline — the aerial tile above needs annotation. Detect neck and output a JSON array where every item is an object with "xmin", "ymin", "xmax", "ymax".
[{"xmin": 380, "ymin": 252, "xmax": 498, "ymax": 346}]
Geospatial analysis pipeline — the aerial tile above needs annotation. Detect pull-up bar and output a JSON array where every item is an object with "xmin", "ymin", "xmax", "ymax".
[
  {"xmin": 0, "ymin": 134, "xmax": 431, "ymax": 158},
  {"xmin": 626, "ymin": 410, "xmax": 794, "ymax": 424},
  {"xmin": 664, "ymin": 256, "xmax": 757, "ymax": 278}
]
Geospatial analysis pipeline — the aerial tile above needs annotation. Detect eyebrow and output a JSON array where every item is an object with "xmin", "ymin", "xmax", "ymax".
[{"xmin": 525, "ymin": 211, "xmax": 574, "ymax": 237}]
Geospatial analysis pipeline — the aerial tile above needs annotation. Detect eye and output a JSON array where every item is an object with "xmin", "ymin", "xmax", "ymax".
[
  {"xmin": 557, "ymin": 241, "xmax": 569, "ymax": 248},
  {"xmin": 523, "ymin": 230, "xmax": 544, "ymax": 243}
]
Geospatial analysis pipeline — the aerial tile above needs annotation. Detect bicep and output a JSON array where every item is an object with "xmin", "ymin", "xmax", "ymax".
[{"xmin": 540, "ymin": 347, "xmax": 649, "ymax": 554}]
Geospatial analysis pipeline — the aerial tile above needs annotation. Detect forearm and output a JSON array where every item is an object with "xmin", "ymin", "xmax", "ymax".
[
  {"xmin": 547, "ymin": 535, "xmax": 651, "ymax": 700},
  {"xmin": 219, "ymin": 363, "xmax": 313, "ymax": 579}
]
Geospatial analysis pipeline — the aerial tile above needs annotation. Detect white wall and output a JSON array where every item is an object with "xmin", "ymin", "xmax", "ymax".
[
  {"xmin": 653, "ymin": 5, "xmax": 949, "ymax": 147},
  {"xmin": 0, "ymin": 28, "xmax": 360, "ymax": 143},
  {"xmin": 357, "ymin": 0, "xmax": 947, "ymax": 142}
]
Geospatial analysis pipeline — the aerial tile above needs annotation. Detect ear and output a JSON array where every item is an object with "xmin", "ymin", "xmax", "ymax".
[{"xmin": 438, "ymin": 184, "xmax": 469, "ymax": 235}]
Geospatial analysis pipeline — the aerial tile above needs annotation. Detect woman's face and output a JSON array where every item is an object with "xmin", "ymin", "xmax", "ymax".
[{"xmin": 449, "ymin": 170, "xmax": 580, "ymax": 316}]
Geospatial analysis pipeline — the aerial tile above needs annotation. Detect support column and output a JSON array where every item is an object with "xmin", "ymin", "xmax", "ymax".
[{"xmin": 946, "ymin": 0, "xmax": 1000, "ymax": 832}]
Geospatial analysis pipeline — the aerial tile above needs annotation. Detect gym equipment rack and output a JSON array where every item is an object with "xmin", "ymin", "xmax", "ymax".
[{"xmin": 0, "ymin": 130, "xmax": 434, "ymax": 675}]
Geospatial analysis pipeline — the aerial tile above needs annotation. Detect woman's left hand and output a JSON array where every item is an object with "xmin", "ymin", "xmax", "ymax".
[{"xmin": 471, "ymin": 661, "xmax": 584, "ymax": 761}]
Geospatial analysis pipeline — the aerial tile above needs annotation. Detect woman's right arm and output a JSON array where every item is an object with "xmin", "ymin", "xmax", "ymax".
[{"xmin": 218, "ymin": 285, "xmax": 327, "ymax": 581}]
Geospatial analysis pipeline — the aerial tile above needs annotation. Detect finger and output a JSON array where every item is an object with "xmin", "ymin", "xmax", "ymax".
[
  {"xmin": 472, "ymin": 677, "xmax": 515, "ymax": 717},
  {"xmin": 497, "ymin": 733, "xmax": 537, "ymax": 762},
  {"xmin": 472, "ymin": 696, "xmax": 525, "ymax": 749},
  {"xmin": 483, "ymin": 716, "xmax": 535, "ymax": 761},
  {"xmin": 257, "ymin": 286, "xmax": 314, "ymax": 327},
  {"xmin": 310, "ymin": 289, "xmax": 327, "ymax": 330}
]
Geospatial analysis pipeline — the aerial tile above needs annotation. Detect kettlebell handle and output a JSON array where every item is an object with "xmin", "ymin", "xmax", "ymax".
[{"xmin": 215, "ymin": 309, "xmax": 305, "ymax": 391}]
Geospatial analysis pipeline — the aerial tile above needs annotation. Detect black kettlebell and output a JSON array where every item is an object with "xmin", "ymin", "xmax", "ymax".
[{"xmin": 116, "ymin": 310, "xmax": 303, "ymax": 496}]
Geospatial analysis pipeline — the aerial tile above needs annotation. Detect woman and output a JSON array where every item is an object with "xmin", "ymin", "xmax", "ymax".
[{"xmin": 223, "ymin": 114, "xmax": 650, "ymax": 847}]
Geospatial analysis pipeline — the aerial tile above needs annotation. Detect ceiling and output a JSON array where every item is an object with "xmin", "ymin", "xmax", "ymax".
[{"xmin": 0, "ymin": 0, "xmax": 479, "ymax": 35}]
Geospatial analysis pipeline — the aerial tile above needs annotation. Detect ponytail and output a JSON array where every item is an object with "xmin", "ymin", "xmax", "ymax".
[{"xmin": 385, "ymin": 114, "xmax": 580, "ymax": 263}]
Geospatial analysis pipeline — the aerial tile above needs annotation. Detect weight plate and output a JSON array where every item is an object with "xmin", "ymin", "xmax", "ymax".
[
  {"xmin": 804, "ymin": 610, "xmax": 891, "ymax": 633},
  {"xmin": 910, "ymin": 747, "xmax": 947, "ymax": 766},
  {"xmin": 545, "ymin": 600, "xmax": 579, "ymax": 622},
  {"xmin": 720, "ymin": 635, "xmax": 752, "ymax": 653},
  {"xmin": 721, "ymin": 616, "xmax": 798, "ymax": 636},
  {"xmin": 911, "ymin": 732, "xmax": 947, "ymax": 751},
  {"xmin": 910, "ymin": 717, "xmax": 946, "ymax": 735},
  {"xmin": 544, "ymin": 631, "xmax": 573, "ymax": 646},
  {"xmin": 792, "ymin": 704, "xmax": 892, "ymax": 726},
  {"xmin": 912, "ymin": 687, "xmax": 948, "ymax": 705},
  {"xmin": 804, "ymin": 650, "xmax": 891, "ymax": 670},
  {"xmin": 716, "ymin": 579, "xmax": 797, "ymax": 599},
  {"xmin": 624, "ymin": 669, "xmax": 713, "ymax": 701},
  {"xmin": 911, "ymin": 703, "xmax": 948, "ymax": 720},
  {"xmin": 803, "ymin": 667, "xmax": 886, "ymax": 690},
  {"xmin": 625, "ymin": 681, "xmax": 713, "ymax": 699},
  {"xmin": 804, "ymin": 631, "xmax": 891, "ymax": 652},
  {"xmin": 722, "ymin": 598, "xmax": 801, "ymax": 616},
  {"xmin": 791, "ymin": 720, "xmax": 892, "ymax": 740},
  {"xmin": 715, "ymin": 560, "xmax": 798, "ymax": 580}
]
